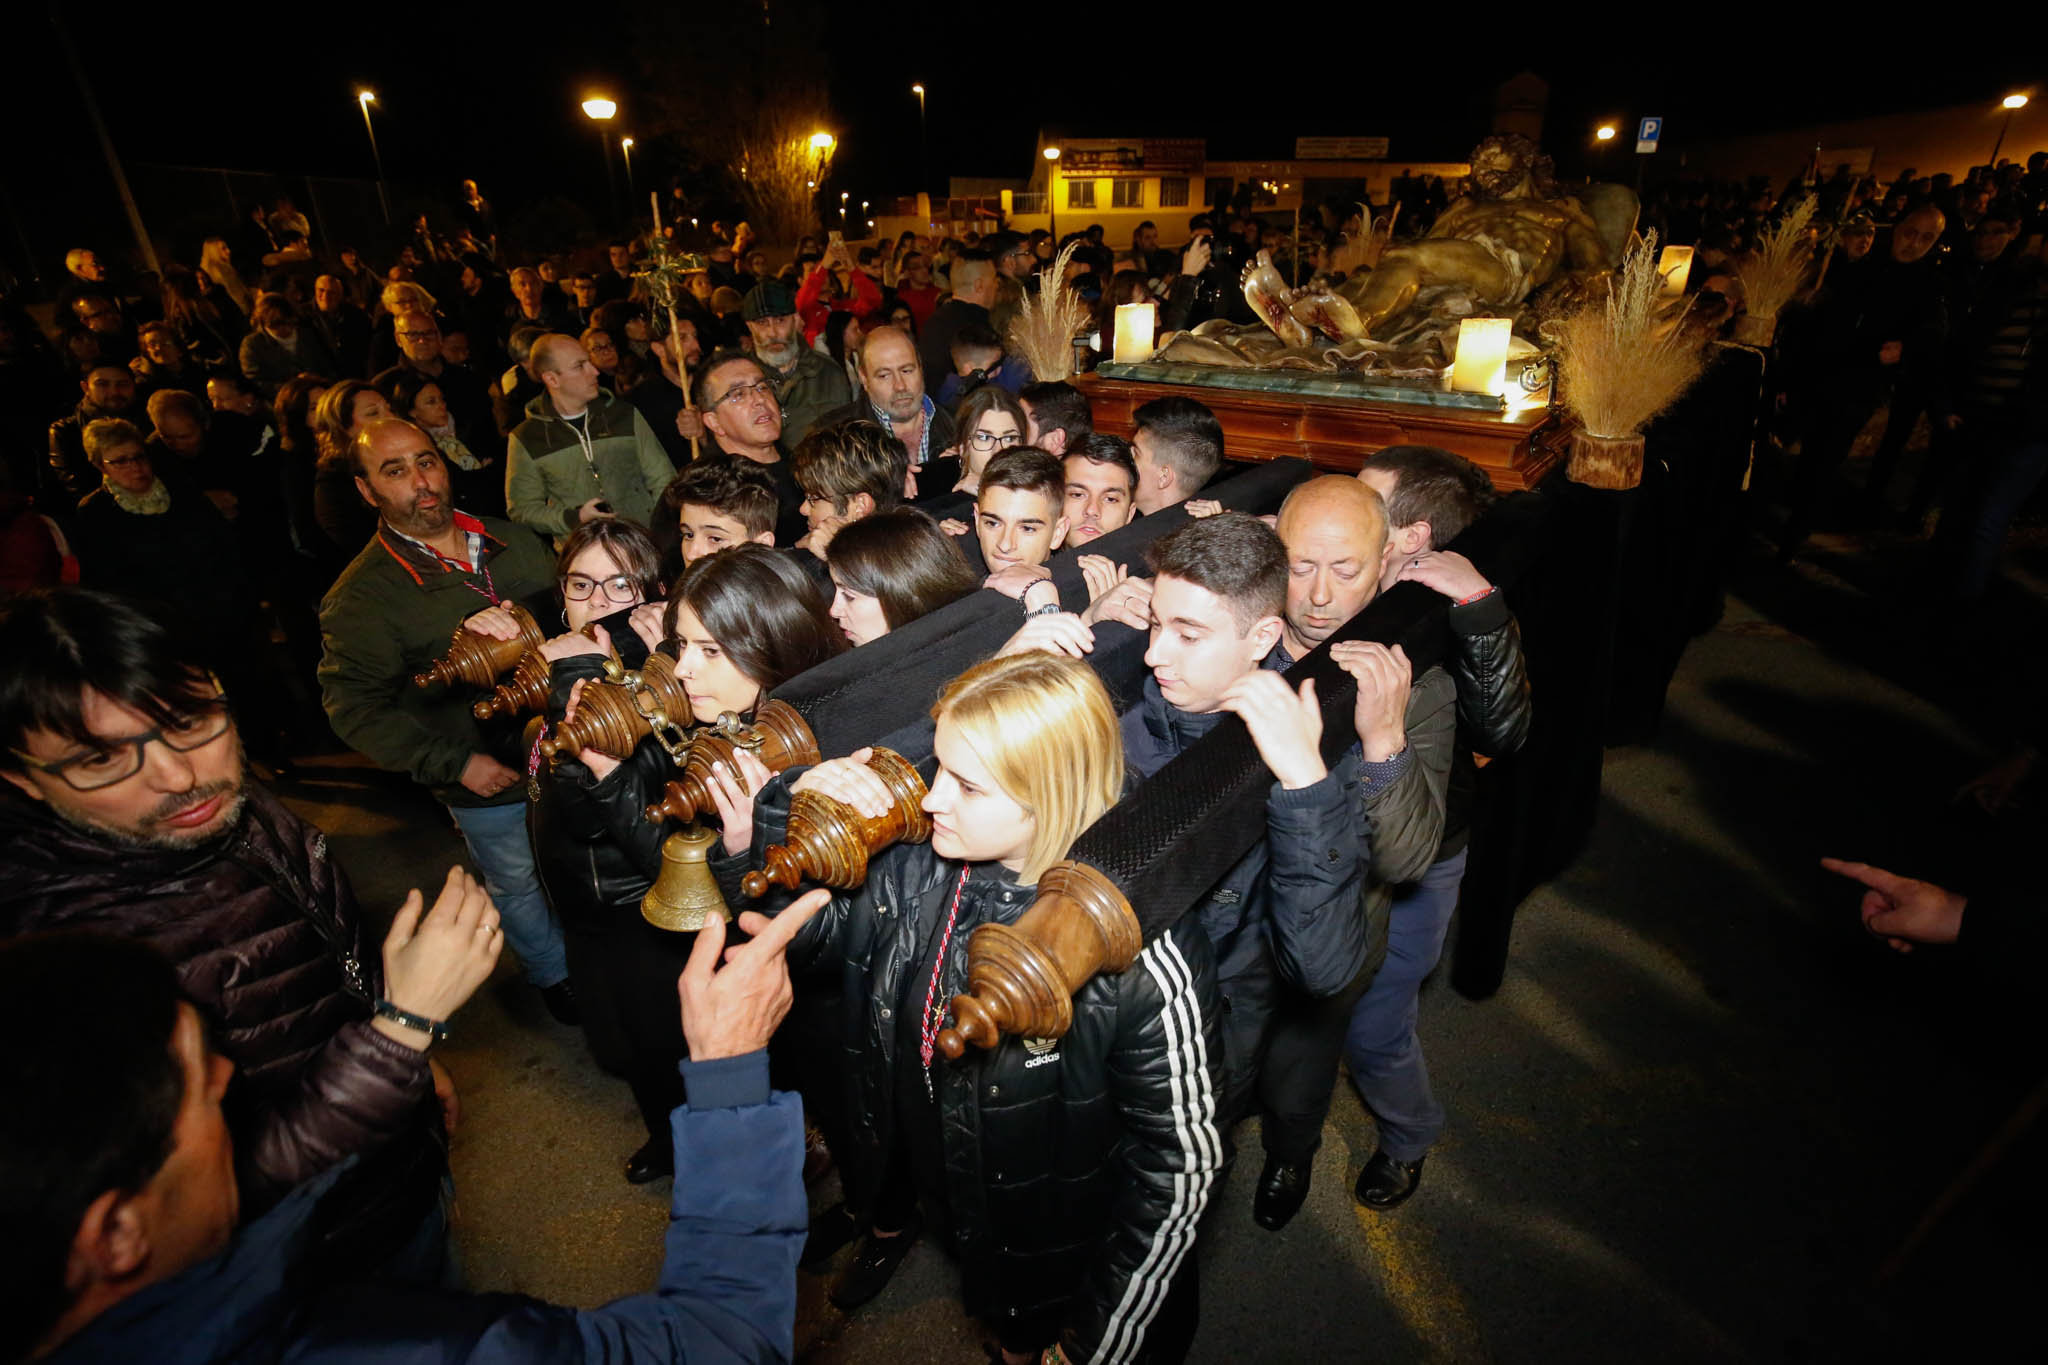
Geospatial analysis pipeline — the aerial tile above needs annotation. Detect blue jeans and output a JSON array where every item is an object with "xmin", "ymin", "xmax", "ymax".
[
  {"xmin": 1344, "ymin": 847, "xmax": 1467, "ymax": 1163},
  {"xmin": 446, "ymin": 801, "xmax": 568, "ymax": 988}
]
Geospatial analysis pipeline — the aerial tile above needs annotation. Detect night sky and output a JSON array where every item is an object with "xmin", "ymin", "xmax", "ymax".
[{"xmin": 2, "ymin": 9, "xmax": 2030, "ymax": 275}]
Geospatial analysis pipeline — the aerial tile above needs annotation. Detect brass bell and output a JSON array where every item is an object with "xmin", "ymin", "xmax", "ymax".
[{"xmin": 641, "ymin": 824, "xmax": 731, "ymax": 933}]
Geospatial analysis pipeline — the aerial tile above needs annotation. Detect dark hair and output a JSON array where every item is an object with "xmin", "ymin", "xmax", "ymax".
[
  {"xmin": 1146, "ymin": 513, "xmax": 1287, "ymax": 632},
  {"xmin": 0, "ymin": 935, "xmax": 186, "ymax": 1363},
  {"xmin": 274, "ymin": 373, "xmax": 327, "ymax": 455},
  {"xmin": 556, "ymin": 517, "xmax": 663, "ymax": 602},
  {"xmin": 251, "ymin": 295, "xmax": 295, "ymax": 329},
  {"xmin": 949, "ymin": 320, "xmax": 1004, "ymax": 365},
  {"xmin": 793, "ymin": 420, "xmax": 907, "ymax": 515},
  {"xmin": 955, "ymin": 386, "xmax": 1028, "ymax": 446},
  {"xmin": 0, "ymin": 589, "xmax": 223, "ymax": 773},
  {"xmin": 1133, "ymin": 396, "xmax": 1224, "ymax": 492},
  {"xmin": 978, "ymin": 446, "xmax": 1065, "ymax": 507},
  {"xmin": 381, "ymin": 369, "xmax": 444, "ymax": 425},
  {"xmin": 1359, "ymin": 445, "xmax": 1496, "ymax": 546},
  {"xmin": 1066, "ymin": 431, "xmax": 1138, "ymax": 496},
  {"xmin": 665, "ymin": 458, "xmax": 779, "ymax": 536},
  {"xmin": 663, "ymin": 544, "xmax": 843, "ymax": 698},
  {"xmin": 1019, "ymin": 381, "xmax": 1093, "ymax": 445},
  {"xmin": 827, "ymin": 507, "xmax": 980, "ymax": 630},
  {"xmin": 691, "ymin": 349, "xmax": 768, "ymax": 410},
  {"xmin": 823, "ymin": 309, "xmax": 861, "ymax": 373}
]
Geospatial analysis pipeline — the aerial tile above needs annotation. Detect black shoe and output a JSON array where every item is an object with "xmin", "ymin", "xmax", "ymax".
[
  {"xmin": 539, "ymin": 980, "xmax": 580, "ymax": 1026},
  {"xmin": 830, "ymin": 1216, "xmax": 920, "ymax": 1311},
  {"xmin": 801, "ymin": 1203, "xmax": 861, "ymax": 1270},
  {"xmin": 1353, "ymin": 1150, "xmax": 1425, "ymax": 1209},
  {"xmin": 625, "ymin": 1137, "xmax": 673, "ymax": 1185},
  {"xmin": 1252, "ymin": 1155, "xmax": 1311, "ymax": 1231}
]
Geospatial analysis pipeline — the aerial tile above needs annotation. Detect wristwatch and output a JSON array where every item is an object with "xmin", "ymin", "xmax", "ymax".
[{"xmin": 1022, "ymin": 580, "xmax": 1061, "ymax": 615}]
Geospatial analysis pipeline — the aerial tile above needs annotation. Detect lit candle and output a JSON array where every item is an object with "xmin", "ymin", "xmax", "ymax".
[
  {"xmin": 1658, "ymin": 244, "xmax": 1695, "ymax": 297},
  {"xmin": 1112, "ymin": 303, "xmax": 1156, "ymax": 364},
  {"xmin": 1449, "ymin": 317, "xmax": 1512, "ymax": 395}
]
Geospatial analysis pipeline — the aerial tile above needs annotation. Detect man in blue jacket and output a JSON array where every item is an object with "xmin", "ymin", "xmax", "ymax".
[{"xmin": 2, "ymin": 891, "xmax": 827, "ymax": 1365}]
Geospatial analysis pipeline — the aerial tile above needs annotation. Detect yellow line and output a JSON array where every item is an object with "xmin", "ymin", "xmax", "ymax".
[{"xmin": 1352, "ymin": 1203, "xmax": 1488, "ymax": 1362}]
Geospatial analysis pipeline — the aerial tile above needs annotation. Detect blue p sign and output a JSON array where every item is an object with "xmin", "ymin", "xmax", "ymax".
[{"xmin": 1637, "ymin": 117, "xmax": 1662, "ymax": 153}]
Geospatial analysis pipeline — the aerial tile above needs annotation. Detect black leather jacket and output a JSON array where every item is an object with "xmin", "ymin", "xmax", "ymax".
[
  {"xmin": 527, "ymin": 655, "xmax": 661, "ymax": 930},
  {"xmin": 1440, "ymin": 586, "xmax": 1533, "ymax": 859},
  {"xmin": 717, "ymin": 772, "xmax": 1224, "ymax": 1363}
]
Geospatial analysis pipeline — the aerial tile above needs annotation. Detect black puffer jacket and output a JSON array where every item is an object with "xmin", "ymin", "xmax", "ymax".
[
  {"xmin": 0, "ymin": 783, "xmax": 434, "ymax": 1216},
  {"xmin": 718, "ymin": 772, "xmax": 1224, "ymax": 1364},
  {"xmin": 1440, "ymin": 587, "xmax": 1533, "ymax": 858}
]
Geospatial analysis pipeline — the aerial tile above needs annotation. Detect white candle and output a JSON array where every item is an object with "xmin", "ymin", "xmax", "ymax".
[
  {"xmin": 1449, "ymin": 317, "xmax": 1512, "ymax": 395},
  {"xmin": 1112, "ymin": 303, "xmax": 1156, "ymax": 364},
  {"xmin": 1658, "ymin": 244, "xmax": 1695, "ymax": 297}
]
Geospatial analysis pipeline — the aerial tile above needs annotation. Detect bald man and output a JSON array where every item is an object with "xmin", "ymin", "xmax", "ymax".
[
  {"xmin": 1248, "ymin": 473, "xmax": 1460, "ymax": 1229},
  {"xmin": 504, "ymin": 333, "xmax": 676, "ymax": 546},
  {"xmin": 818, "ymin": 324, "xmax": 956, "ymax": 472},
  {"xmin": 318, "ymin": 418, "xmax": 574, "ymax": 1016},
  {"xmin": 919, "ymin": 250, "xmax": 997, "ymax": 394}
]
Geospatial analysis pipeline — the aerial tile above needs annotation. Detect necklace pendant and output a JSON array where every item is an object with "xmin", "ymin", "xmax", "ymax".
[{"xmin": 526, "ymin": 775, "xmax": 543, "ymax": 804}]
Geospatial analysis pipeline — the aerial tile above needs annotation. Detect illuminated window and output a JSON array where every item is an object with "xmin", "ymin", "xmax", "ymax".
[
  {"xmin": 1067, "ymin": 179, "xmax": 1096, "ymax": 209},
  {"xmin": 1111, "ymin": 179, "xmax": 1145, "ymax": 209},
  {"xmin": 1159, "ymin": 178, "xmax": 1190, "ymax": 208}
]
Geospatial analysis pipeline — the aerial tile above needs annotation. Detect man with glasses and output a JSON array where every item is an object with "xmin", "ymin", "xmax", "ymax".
[
  {"xmin": 817, "ymin": 325, "xmax": 956, "ymax": 475},
  {"xmin": 373, "ymin": 309, "xmax": 494, "ymax": 458},
  {"xmin": 0, "ymin": 586, "xmax": 484, "ymax": 1278},
  {"xmin": 741, "ymin": 279, "xmax": 850, "ymax": 449},
  {"xmin": 696, "ymin": 349, "xmax": 809, "ymax": 545},
  {"xmin": 318, "ymin": 417, "xmax": 574, "ymax": 1024}
]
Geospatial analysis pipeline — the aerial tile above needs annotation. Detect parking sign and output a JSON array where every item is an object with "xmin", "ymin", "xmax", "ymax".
[{"xmin": 1637, "ymin": 117, "xmax": 1662, "ymax": 154}]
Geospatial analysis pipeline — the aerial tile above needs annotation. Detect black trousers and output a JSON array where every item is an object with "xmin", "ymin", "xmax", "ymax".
[
  {"xmin": 562, "ymin": 920, "xmax": 692, "ymax": 1146},
  {"xmin": 1255, "ymin": 959, "xmax": 1374, "ymax": 1165}
]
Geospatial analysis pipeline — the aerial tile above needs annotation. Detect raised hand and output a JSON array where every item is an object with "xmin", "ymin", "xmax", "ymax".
[
  {"xmin": 378, "ymin": 867, "xmax": 503, "ymax": 1047},
  {"xmin": 678, "ymin": 887, "xmax": 831, "ymax": 1061},
  {"xmin": 1078, "ymin": 554, "xmax": 1125, "ymax": 603},
  {"xmin": 1395, "ymin": 550, "xmax": 1492, "ymax": 604},
  {"xmin": 1820, "ymin": 857, "xmax": 1967, "ymax": 952},
  {"xmin": 464, "ymin": 605, "xmax": 526, "ymax": 641},
  {"xmin": 1329, "ymin": 641, "xmax": 1412, "ymax": 762},
  {"xmin": 1082, "ymin": 574, "xmax": 1154, "ymax": 631},
  {"xmin": 707, "ymin": 747, "xmax": 776, "ymax": 858},
  {"xmin": 1219, "ymin": 672, "xmax": 1326, "ymax": 790},
  {"xmin": 997, "ymin": 612, "xmax": 1096, "ymax": 660},
  {"xmin": 790, "ymin": 747, "xmax": 892, "ymax": 819}
]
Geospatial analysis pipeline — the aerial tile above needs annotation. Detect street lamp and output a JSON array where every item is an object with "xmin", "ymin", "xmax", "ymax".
[
  {"xmin": 840, "ymin": 189, "xmax": 849, "ymax": 229},
  {"xmin": 912, "ymin": 83, "xmax": 928, "ymax": 202},
  {"xmin": 356, "ymin": 89, "xmax": 389, "ymax": 223},
  {"xmin": 1992, "ymin": 93, "xmax": 2030, "ymax": 165},
  {"xmin": 583, "ymin": 95, "xmax": 618, "ymax": 226},
  {"xmin": 620, "ymin": 136, "xmax": 635, "ymax": 198},
  {"xmin": 1595, "ymin": 125, "xmax": 1616, "ymax": 141},
  {"xmin": 1044, "ymin": 145, "xmax": 1061, "ymax": 243}
]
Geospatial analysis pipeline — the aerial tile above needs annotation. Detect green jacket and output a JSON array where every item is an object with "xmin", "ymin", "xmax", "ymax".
[
  {"xmin": 769, "ymin": 346, "xmax": 852, "ymax": 449},
  {"xmin": 504, "ymin": 389, "xmax": 676, "ymax": 542},
  {"xmin": 318, "ymin": 514, "xmax": 557, "ymax": 807}
]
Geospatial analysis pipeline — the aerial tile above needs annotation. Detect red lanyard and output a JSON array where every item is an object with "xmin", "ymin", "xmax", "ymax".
[
  {"xmin": 919, "ymin": 867, "xmax": 971, "ymax": 1097},
  {"xmin": 426, "ymin": 542, "xmax": 497, "ymax": 607}
]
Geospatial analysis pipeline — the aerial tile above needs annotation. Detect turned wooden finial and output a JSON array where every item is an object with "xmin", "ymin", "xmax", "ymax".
[
  {"xmin": 643, "ymin": 701, "xmax": 821, "ymax": 825},
  {"xmin": 935, "ymin": 860, "xmax": 1142, "ymax": 1059},
  {"xmin": 413, "ymin": 601, "xmax": 545, "ymax": 690},
  {"xmin": 740, "ymin": 747, "xmax": 930, "ymax": 898},
  {"xmin": 473, "ymin": 650, "xmax": 553, "ymax": 721},
  {"xmin": 538, "ymin": 652, "xmax": 696, "ymax": 765}
]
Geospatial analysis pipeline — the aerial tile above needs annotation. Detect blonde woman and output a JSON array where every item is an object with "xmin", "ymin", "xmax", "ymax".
[
  {"xmin": 198, "ymin": 237, "xmax": 251, "ymax": 314},
  {"xmin": 709, "ymin": 652, "xmax": 1221, "ymax": 1364}
]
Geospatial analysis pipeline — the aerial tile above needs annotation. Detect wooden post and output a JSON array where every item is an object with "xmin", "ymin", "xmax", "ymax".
[{"xmin": 650, "ymin": 191, "xmax": 702, "ymax": 460}]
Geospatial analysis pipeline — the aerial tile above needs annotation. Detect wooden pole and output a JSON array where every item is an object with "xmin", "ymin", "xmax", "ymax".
[{"xmin": 649, "ymin": 191, "xmax": 702, "ymax": 461}]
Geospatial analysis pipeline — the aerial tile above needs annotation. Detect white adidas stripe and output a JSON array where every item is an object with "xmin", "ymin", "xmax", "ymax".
[{"xmin": 1090, "ymin": 933, "xmax": 1219, "ymax": 1364}]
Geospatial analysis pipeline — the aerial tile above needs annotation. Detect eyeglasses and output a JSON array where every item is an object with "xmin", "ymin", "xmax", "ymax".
[
  {"xmin": 10, "ymin": 685, "xmax": 232, "ymax": 792},
  {"xmin": 396, "ymin": 328, "xmax": 439, "ymax": 342},
  {"xmin": 713, "ymin": 379, "xmax": 777, "ymax": 409},
  {"xmin": 100, "ymin": 452, "xmax": 149, "ymax": 470},
  {"xmin": 967, "ymin": 429, "xmax": 1022, "ymax": 452},
  {"xmin": 562, "ymin": 572, "xmax": 642, "ymax": 603}
]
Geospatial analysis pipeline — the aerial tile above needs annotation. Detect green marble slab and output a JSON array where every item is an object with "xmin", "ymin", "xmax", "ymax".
[{"xmin": 1093, "ymin": 361, "xmax": 1510, "ymax": 413}]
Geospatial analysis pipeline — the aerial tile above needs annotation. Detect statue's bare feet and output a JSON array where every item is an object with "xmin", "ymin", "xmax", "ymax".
[{"xmin": 1240, "ymin": 249, "xmax": 1313, "ymax": 347}]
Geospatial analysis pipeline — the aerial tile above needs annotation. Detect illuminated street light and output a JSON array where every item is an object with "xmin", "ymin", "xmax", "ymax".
[
  {"xmin": 912, "ymin": 84, "xmax": 928, "ymax": 202},
  {"xmin": 1043, "ymin": 146, "xmax": 1061, "ymax": 160},
  {"xmin": 1595, "ymin": 124, "xmax": 1616, "ymax": 141},
  {"xmin": 582, "ymin": 96, "xmax": 617, "ymax": 121},
  {"xmin": 1992, "ymin": 93, "xmax": 2031, "ymax": 164},
  {"xmin": 582, "ymin": 96, "xmax": 620, "ymax": 226},
  {"xmin": 355, "ymin": 89, "xmax": 389, "ymax": 223},
  {"xmin": 810, "ymin": 131, "xmax": 835, "ymax": 152},
  {"xmin": 620, "ymin": 137, "xmax": 635, "ymax": 197},
  {"xmin": 1044, "ymin": 146, "xmax": 1062, "ymax": 240}
]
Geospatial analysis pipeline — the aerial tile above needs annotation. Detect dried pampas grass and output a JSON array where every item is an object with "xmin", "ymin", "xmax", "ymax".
[
  {"xmin": 1008, "ymin": 241, "xmax": 1090, "ymax": 381},
  {"xmin": 1736, "ymin": 196, "xmax": 1817, "ymax": 320},
  {"xmin": 1546, "ymin": 230, "xmax": 1707, "ymax": 439}
]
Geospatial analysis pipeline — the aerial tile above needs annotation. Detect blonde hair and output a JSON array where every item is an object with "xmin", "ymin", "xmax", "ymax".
[
  {"xmin": 930, "ymin": 653, "xmax": 1123, "ymax": 885},
  {"xmin": 380, "ymin": 280, "xmax": 438, "ymax": 318}
]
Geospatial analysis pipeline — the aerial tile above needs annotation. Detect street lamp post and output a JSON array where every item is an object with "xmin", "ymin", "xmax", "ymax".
[
  {"xmin": 808, "ymin": 131, "xmax": 836, "ymax": 229},
  {"xmin": 357, "ymin": 90, "xmax": 390, "ymax": 223},
  {"xmin": 1992, "ymin": 93, "xmax": 2029, "ymax": 167},
  {"xmin": 620, "ymin": 137, "xmax": 635, "ymax": 200},
  {"xmin": 1043, "ymin": 145, "xmax": 1061, "ymax": 243},
  {"xmin": 912, "ymin": 84, "xmax": 927, "ymax": 204},
  {"xmin": 583, "ymin": 96, "xmax": 618, "ymax": 228}
]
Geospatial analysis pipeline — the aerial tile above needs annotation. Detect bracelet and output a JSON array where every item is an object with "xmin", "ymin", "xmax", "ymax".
[
  {"xmin": 1454, "ymin": 585, "xmax": 1496, "ymax": 607},
  {"xmin": 373, "ymin": 999, "xmax": 449, "ymax": 1043},
  {"xmin": 1022, "ymin": 582, "xmax": 1060, "ymax": 614},
  {"xmin": 1026, "ymin": 601, "xmax": 1063, "ymax": 618}
]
